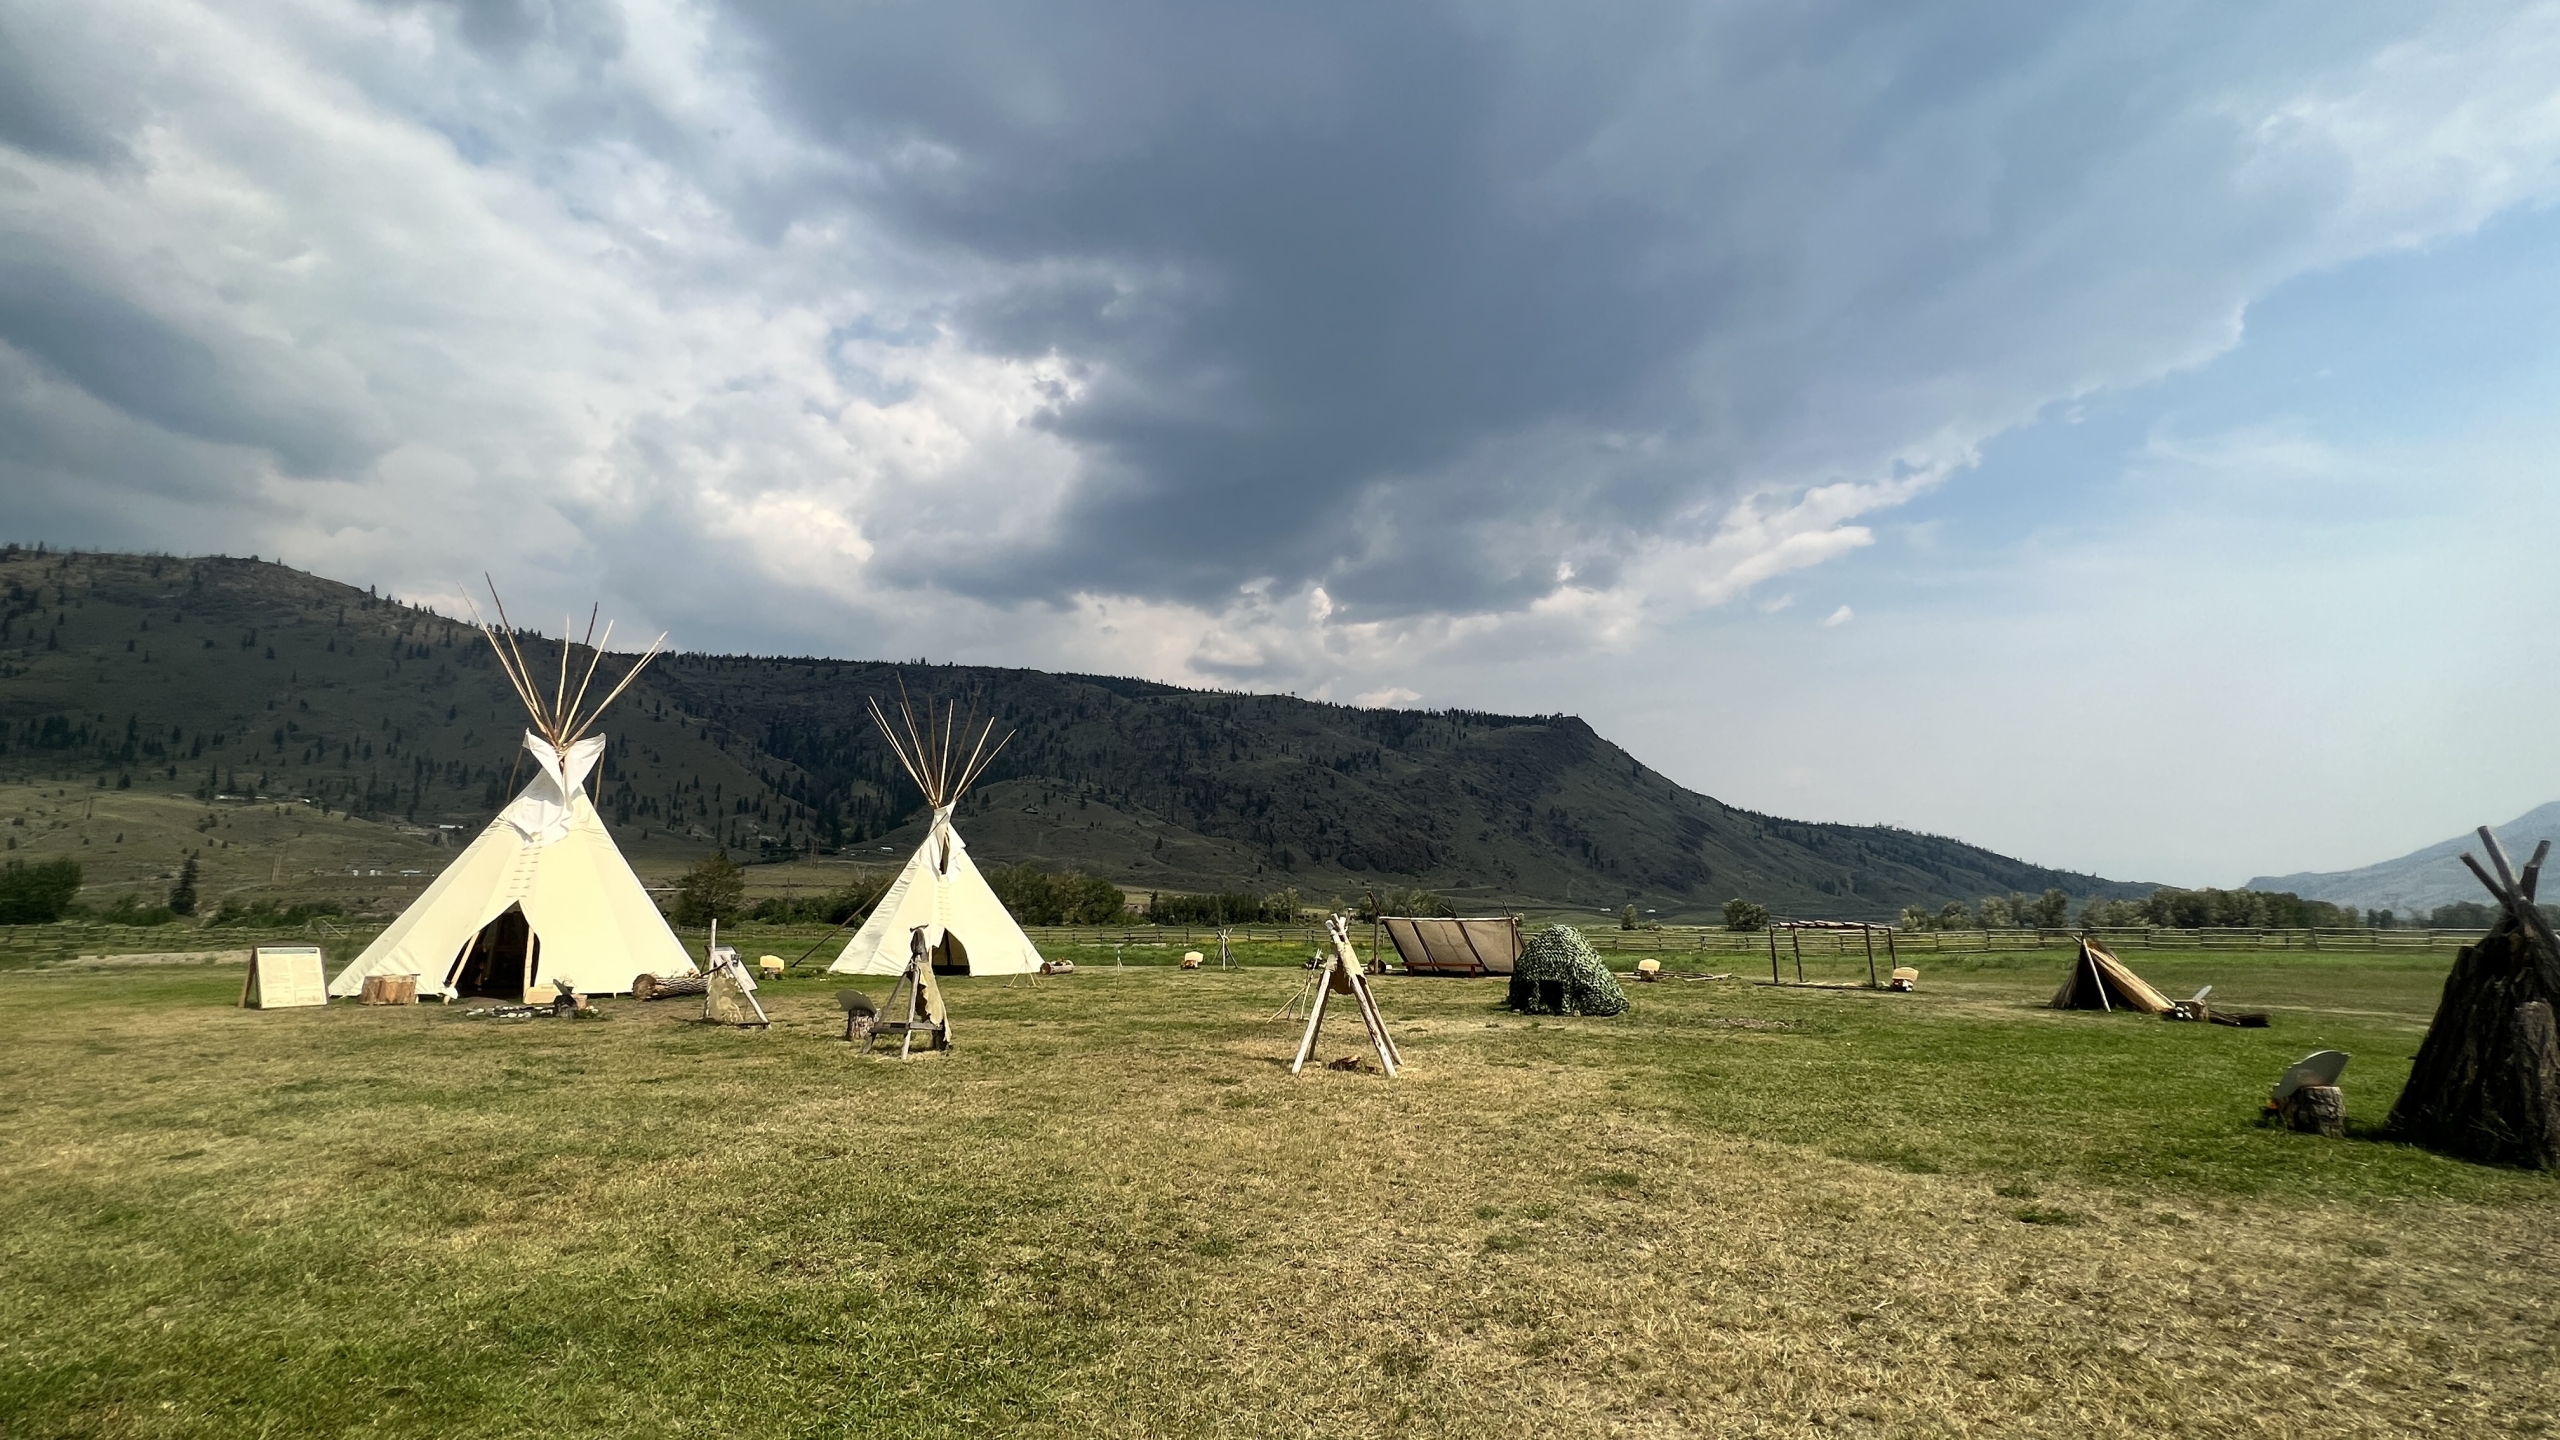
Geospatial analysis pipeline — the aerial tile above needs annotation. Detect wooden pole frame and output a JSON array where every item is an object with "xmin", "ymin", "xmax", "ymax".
[
  {"xmin": 1759, "ymin": 918, "xmax": 1896, "ymax": 990},
  {"xmin": 1289, "ymin": 914, "xmax": 1401, "ymax": 1076}
]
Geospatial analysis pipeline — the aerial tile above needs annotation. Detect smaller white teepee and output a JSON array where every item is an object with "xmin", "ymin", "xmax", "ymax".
[
  {"xmin": 830, "ymin": 688, "xmax": 1044, "ymax": 978},
  {"xmin": 329, "ymin": 589, "xmax": 694, "ymax": 1002}
]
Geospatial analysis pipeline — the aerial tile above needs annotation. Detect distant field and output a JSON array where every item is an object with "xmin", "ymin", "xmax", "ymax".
[{"xmin": 2, "ymin": 940, "xmax": 2553, "ymax": 1437}]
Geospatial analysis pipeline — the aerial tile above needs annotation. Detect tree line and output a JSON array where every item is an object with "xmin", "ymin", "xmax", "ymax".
[
  {"xmin": 659, "ymin": 850, "xmax": 1404, "ymax": 931},
  {"xmin": 1710, "ymin": 885, "xmax": 2392, "ymax": 933},
  {"xmin": 2364, "ymin": 900, "xmax": 2560, "ymax": 930}
]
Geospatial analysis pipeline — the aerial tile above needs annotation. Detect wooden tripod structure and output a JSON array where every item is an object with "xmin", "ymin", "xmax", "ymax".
[
  {"xmin": 1289, "ymin": 914, "xmax": 1401, "ymax": 1076},
  {"xmin": 2388, "ymin": 826, "xmax": 2560, "ymax": 1168}
]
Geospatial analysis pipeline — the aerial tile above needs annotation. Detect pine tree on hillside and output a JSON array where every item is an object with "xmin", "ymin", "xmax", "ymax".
[{"xmin": 168, "ymin": 855, "xmax": 198, "ymax": 917}]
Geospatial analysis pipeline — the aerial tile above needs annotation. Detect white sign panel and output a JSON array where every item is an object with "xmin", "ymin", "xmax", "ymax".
[{"xmin": 241, "ymin": 946, "xmax": 330, "ymax": 1009}]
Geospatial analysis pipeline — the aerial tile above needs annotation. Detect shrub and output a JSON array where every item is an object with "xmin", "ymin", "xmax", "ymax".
[
  {"xmin": 1354, "ymin": 887, "xmax": 1449, "ymax": 921},
  {"xmin": 669, "ymin": 851, "xmax": 747, "ymax": 927},
  {"xmin": 745, "ymin": 877, "xmax": 893, "ymax": 926},
  {"xmin": 207, "ymin": 899, "xmax": 345, "ymax": 929},
  {"xmin": 0, "ymin": 858, "xmax": 82, "ymax": 923},
  {"xmin": 987, "ymin": 866, "xmax": 1130, "ymax": 925},
  {"xmin": 94, "ymin": 893, "xmax": 180, "ymax": 927},
  {"xmin": 1149, "ymin": 889, "xmax": 1296, "ymax": 926},
  {"xmin": 1722, "ymin": 898, "xmax": 1768, "ymax": 932}
]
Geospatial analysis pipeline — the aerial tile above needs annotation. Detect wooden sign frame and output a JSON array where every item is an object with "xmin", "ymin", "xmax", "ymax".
[{"xmin": 239, "ymin": 945, "xmax": 330, "ymax": 1009}]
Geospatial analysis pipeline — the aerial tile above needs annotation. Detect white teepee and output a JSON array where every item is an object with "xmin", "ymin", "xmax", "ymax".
[
  {"xmin": 329, "ymin": 590, "xmax": 694, "ymax": 1002},
  {"xmin": 829, "ymin": 689, "xmax": 1044, "ymax": 978}
]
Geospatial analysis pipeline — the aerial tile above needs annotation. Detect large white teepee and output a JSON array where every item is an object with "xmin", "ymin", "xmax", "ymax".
[
  {"xmin": 829, "ymin": 689, "xmax": 1044, "ymax": 978},
  {"xmin": 329, "ymin": 591, "xmax": 694, "ymax": 1002}
]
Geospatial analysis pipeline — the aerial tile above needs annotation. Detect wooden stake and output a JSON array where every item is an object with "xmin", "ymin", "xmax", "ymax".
[{"xmin": 1290, "ymin": 959, "xmax": 1331, "ymax": 1072}]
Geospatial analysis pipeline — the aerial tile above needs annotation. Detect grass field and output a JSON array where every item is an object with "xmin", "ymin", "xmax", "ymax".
[{"xmin": 3, "ymin": 938, "xmax": 2555, "ymax": 1437}]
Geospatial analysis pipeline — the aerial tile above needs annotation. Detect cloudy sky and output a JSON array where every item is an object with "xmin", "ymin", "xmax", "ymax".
[{"xmin": 5, "ymin": 0, "xmax": 2559, "ymax": 885}]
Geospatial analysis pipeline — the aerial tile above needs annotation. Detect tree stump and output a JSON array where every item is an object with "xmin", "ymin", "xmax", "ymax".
[
  {"xmin": 2284, "ymin": 1085, "xmax": 2345, "ymax": 1138},
  {"xmin": 359, "ymin": 975, "xmax": 416, "ymax": 1006}
]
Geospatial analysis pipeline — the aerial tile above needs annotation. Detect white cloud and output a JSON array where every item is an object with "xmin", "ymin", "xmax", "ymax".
[
  {"xmin": 1822, "ymin": 605, "xmax": 1854, "ymax": 627},
  {"xmin": 1354, "ymin": 686, "xmax": 1422, "ymax": 709},
  {"xmin": 4, "ymin": 0, "xmax": 2560, "ymax": 717}
]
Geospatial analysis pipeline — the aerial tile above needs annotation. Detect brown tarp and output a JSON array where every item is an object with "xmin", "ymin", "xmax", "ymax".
[
  {"xmin": 2049, "ymin": 938, "xmax": 2174, "ymax": 1014},
  {"xmin": 1381, "ymin": 916, "xmax": 1523, "ymax": 976}
]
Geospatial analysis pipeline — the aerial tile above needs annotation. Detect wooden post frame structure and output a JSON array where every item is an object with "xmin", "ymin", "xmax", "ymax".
[
  {"xmin": 239, "ymin": 945, "xmax": 328, "ymax": 1009},
  {"xmin": 1758, "ymin": 919, "xmax": 1898, "ymax": 990},
  {"xmin": 1289, "ymin": 914, "xmax": 1401, "ymax": 1076},
  {"xmin": 864, "ymin": 927, "xmax": 953, "ymax": 1059}
]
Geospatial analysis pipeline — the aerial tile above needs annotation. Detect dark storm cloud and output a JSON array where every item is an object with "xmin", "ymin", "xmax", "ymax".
[
  {"xmin": 0, "ymin": 252, "xmax": 382, "ymax": 479},
  {"xmin": 728, "ymin": 0, "xmax": 1774, "ymax": 612},
  {"xmin": 716, "ymin": 0, "xmax": 2386, "ymax": 622},
  {"xmin": 0, "ymin": 12, "xmax": 137, "ymax": 165},
  {"xmin": 0, "ymin": 0, "xmax": 2519, "ymax": 668}
]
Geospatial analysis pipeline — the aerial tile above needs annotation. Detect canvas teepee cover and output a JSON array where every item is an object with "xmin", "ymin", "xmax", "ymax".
[
  {"xmin": 2048, "ymin": 937, "xmax": 2174, "ymax": 1014},
  {"xmin": 829, "ymin": 690, "xmax": 1043, "ymax": 978},
  {"xmin": 328, "ymin": 593, "xmax": 692, "ymax": 1002}
]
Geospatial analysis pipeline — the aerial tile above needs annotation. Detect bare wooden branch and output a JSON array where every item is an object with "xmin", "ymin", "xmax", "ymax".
[
  {"xmin": 2482, "ymin": 826, "xmax": 2524, "ymax": 902},
  {"xmin": 2462, "ymin": 852, "xmax": 2511, "ymax": 905},
  {"xmin": 560, "ymin": 618, "xmax": 612, "ymax": 737}
]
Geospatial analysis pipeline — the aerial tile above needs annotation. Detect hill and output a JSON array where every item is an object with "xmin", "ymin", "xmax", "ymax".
[
  {"xmin": 2245, "ymin": 802, "xmax": 2560, "ymax": 918},
  {"xmin": 0, "ymin": 547, "xmax": 2152, "ymax": 921}
]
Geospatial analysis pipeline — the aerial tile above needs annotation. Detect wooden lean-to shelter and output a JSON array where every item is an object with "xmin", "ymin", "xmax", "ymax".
[
  {"xmin": 2387, "ymin": 828, "xmax": 2560, "ymax": 1169},
  {"xmin": 2048, "ymin": 937, "xmax": 2174, "ymax": 1014},
  {"xmin": 1380, "ymin": 916, "xmax": 1522, "ymax": 976}
]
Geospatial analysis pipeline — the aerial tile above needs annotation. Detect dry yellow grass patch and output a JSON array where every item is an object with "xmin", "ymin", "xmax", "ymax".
[{"xmin": 0, "ymin": 954, "xmax": 2553, "ymax": 1437}]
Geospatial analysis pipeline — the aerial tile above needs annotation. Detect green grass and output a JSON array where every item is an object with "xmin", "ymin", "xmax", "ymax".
[{"xmin": 2, "ymin": 945, "xmax": 2554, "ymax": 1437}]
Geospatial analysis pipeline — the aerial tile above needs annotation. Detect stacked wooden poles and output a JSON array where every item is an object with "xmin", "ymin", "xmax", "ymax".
[{"xmin": 2387, "ymin": 828, "xmax": 2560, "ymax": 1169}]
